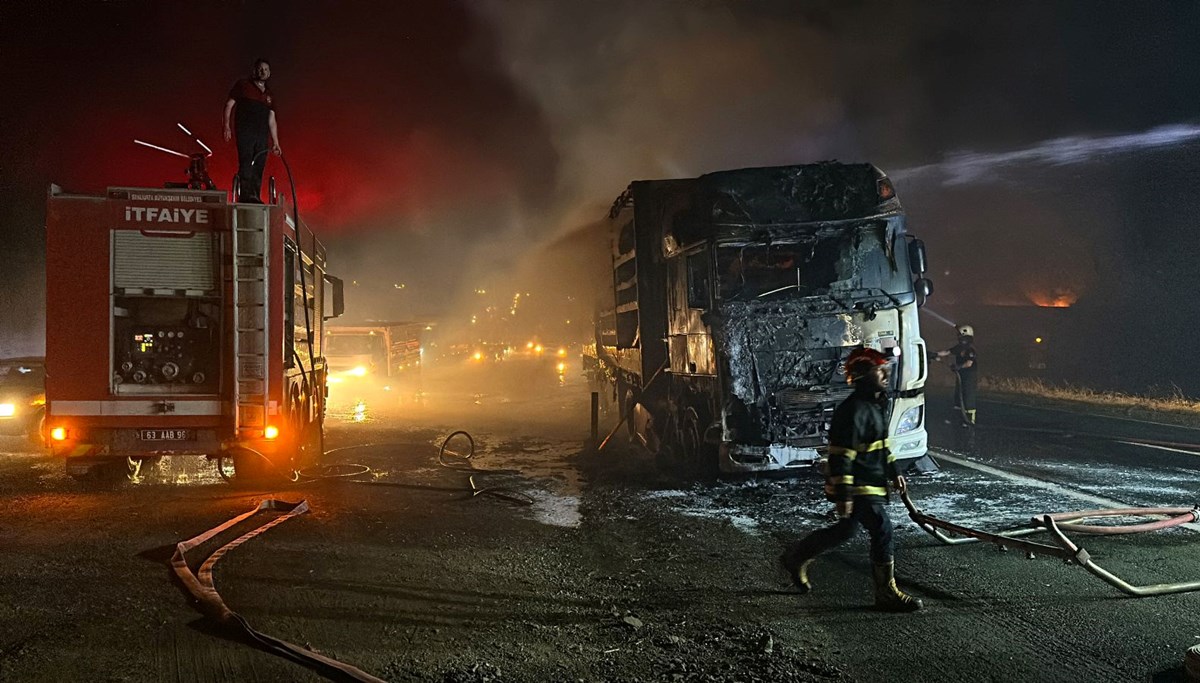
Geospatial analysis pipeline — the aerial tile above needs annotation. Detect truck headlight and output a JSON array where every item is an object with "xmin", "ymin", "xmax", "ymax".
[
  {"xmin": 895, "ymin": 405, "xmax": 922, "ymax": 435},
  {"xmin": 349, "ymin": 365, "xmax": 368, "ymax": 377},
  {"xmin": 0, "ymin": 403, "xmax": 15, "ymax": 417}
]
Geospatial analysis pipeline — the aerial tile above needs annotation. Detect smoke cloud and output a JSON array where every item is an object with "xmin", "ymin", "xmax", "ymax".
[{"xmin": 3, "ymin": 1, "xmax": 1200, "ymax": 395}]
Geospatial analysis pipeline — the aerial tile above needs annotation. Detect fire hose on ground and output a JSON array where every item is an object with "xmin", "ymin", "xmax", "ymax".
[
  {"xmin": 171, "ymin": 499, "xmax": 386, "ymax": 682},
  {"xmin": 172, "ymin": 431, "xmax": 533, "ymax": 681},
  {"xmin": 900, "ymin": 490, "xmax": 1200, "ymax": 597},
  {"xmin": 215, "ymin": 431, "xmax": 534, "ymax": 506}
]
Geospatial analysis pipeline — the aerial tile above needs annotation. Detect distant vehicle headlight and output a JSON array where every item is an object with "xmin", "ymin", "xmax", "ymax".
[
  {"xmin": 0, "ymin": 403, "xmax": 15, "ymax": 417},
  {"xmin": 895, "ymin": 405, "xmax": 922, "ymax": 435},
  {"xmin": 349, "ymin": 366, "xmax": 368, "ymax": 377}
]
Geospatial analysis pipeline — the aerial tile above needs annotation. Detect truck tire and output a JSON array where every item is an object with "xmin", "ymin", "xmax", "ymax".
[
  {"xmin": 217, "ymin": 447, "xmax": 273, "ymax": 484},
  {"xmin": 679, "ymin": 407, "xmax": 702, "ymax": 464}
]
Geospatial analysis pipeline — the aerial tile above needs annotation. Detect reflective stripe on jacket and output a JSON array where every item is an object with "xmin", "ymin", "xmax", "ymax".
[{"xmin": 824, "ymin": 390, "xmax": 897, "ymax": 501}]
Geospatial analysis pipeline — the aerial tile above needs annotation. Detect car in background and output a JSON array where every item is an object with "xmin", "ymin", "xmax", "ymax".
[{"xmin": 0, "ymin": 357, "xmax": 46, "ymax": 446}]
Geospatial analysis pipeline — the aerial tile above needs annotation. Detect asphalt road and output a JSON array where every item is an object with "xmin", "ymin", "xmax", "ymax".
[{"xmin": 0, "ymin": 369, "xmax": 1196, "ymax": 682}]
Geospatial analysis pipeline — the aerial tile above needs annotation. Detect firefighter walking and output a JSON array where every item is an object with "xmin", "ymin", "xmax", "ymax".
[
  {"xmin": 936, "ymin": 324, "xmax": 978, "ymax": 426},
  {"xmin": 779, "ymin": 347, "xmax": 923, "ymax": 612}
]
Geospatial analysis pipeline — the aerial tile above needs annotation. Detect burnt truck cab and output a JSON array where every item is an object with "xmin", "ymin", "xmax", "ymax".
[{"xmin": 595, "ymin": 162, "xmax": 932, "ymax": 474}]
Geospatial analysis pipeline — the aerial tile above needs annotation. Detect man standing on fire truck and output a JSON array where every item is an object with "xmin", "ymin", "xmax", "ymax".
[
  {"xmin": 779, "ymin": 347, "xmax": 923, "ymax": 612},
  {"xmin": 223, "ymin": 58, "xmax": 281, "ymax": 203}
]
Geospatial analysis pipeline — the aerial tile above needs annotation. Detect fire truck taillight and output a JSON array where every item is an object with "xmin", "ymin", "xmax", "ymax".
[
  {"xmin": 263, "ymin": 425, "xmax": 280, "ymax": 440},
  {"xmin": 50, "ymin": 427, "xmax": 68, "ymax": 441}
]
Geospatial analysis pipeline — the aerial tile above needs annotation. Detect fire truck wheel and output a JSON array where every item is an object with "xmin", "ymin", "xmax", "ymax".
[
  {"xmin": 216, "ymin": 448, "xmax": 271, "ymax": 484},
  {"xmin": 298, "ymin": 420, "xmax": 323, "ymax": 468}
]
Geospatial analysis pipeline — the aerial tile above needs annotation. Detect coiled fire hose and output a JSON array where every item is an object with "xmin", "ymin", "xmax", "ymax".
[
  {"xmin": 1037, "ymin": 506, "xmax": 1199, "ymax": 535},
  {"xmin": 325, "ymin": 431, "xmax": 534, "ymax": 506},
  {"xmin": 215, "ymin": 432, "xmax": 534, "ymax": 506}
]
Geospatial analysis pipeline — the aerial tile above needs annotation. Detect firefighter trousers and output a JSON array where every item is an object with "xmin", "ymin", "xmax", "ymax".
[
  {"xmin": 954, "ymin": 370, "xmax": 978, "ymax": 425},
  {"xmin": 785, "ymin": 497, "xmax": 895, "ymax": 566}
]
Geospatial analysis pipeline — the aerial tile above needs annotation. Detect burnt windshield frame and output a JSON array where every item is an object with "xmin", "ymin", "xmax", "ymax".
[{"xmin": 715, "ymin": 219, "xmax": 913, "ymax": 304}]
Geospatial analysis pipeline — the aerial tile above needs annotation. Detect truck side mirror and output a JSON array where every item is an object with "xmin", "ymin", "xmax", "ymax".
[
  {"xmin": 324, "ymin": 275, "xmax": 345, "ymax": 320},
  {"xmin": 915, "ymin": 277, "xmax": 933, "ymax": 307},
  {"xmin": 908, "ymin": 239, "xmax": 928, "ymax": 275}
]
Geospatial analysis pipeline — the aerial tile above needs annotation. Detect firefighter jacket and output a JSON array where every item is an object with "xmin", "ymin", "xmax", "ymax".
[
  {"xmin": 824, "ymin": 388, "xmax": 898, "ymax": 501},
  {"xmin": 951, "ymin": 339, "xmax": 978, "ymax": 375}
]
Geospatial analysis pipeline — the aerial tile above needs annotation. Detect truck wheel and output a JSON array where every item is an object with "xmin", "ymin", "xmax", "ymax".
[
  {"xmin": 677, "ymin": 407, "xmax": 718, "ymax": 477},
  {"xmin": 680, "ymin": 408, "xmax": 701, "ymax": 462},
  {"xmin": 217, "ymin": 447, "xmax": 273, "ymax": 484},
  {"xmin": 297, "ymin": 419, "xmax": 323, "ymax": 470},
  {"xmin": 623, "ymin": 387, "xmax": 637, "ymax": 442}
]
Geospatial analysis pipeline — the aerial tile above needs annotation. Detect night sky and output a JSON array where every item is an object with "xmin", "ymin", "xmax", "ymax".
[{"xmin": 3, "ymin": 1, "xmax": 1200, "ymax": 391}]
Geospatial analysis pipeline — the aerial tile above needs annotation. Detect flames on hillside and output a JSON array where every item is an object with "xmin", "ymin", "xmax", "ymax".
[
  {"xmin": 1026, "ymin": 288, "xmax": 1078, "ymax": 308},
  {"xmin": 984, "ymin": 285, "xmax": 1081, "ymax": 308}
]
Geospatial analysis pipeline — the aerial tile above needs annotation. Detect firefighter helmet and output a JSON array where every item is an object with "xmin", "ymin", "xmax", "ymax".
[
  {"xmin": 844, "ymin": 347, "xmax": 891, "ymax": 382},
  {"xmin": 957, "ymin": 324, "xmax": 975, "ymax": 338}
]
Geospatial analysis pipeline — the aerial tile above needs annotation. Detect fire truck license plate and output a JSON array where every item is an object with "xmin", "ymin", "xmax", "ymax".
[{"xmin": 139, "ymin": 429, "xmax": 191, "ymax": 441}]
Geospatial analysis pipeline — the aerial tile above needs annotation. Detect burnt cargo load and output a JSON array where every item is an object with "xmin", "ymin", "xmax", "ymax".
[
  {"xmin": 44, "ymin": 185, "xmax": 344, "ymax": 479},
  {"xmin": 589, "ymin": 163, "xmax": 934, "ymax": 473}
]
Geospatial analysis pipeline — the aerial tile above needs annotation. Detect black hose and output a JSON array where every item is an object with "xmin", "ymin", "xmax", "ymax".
[
  {"xmin": 221, "ymin": 433, "xmax": 533, "ymax": 506},
  {"xmin": 278, "ymin": 153, "xmax": 318, "ymax": 382}
]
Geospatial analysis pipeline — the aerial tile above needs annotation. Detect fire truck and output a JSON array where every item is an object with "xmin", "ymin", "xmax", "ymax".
[
  {"xmin": 44, "ymin": 183, "xmax": 344, "ymax": 480},
  {"xmin": 589, "ymin": 162, "xmax": 934, "ymax": 474}
]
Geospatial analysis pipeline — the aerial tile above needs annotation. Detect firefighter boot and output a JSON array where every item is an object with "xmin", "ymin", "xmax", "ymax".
[
  {"xmin": 872, "ymin": 561, "xmax": 923, "ymax": 612},
  {"xmin": 779, "ymin": 551, "xmax": 814, "ymax": 594}
]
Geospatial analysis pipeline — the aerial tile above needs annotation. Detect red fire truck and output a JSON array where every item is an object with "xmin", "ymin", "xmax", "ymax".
[{"xmin": 44, "ymin": 184, "xmax": 344, "ymax": 480}]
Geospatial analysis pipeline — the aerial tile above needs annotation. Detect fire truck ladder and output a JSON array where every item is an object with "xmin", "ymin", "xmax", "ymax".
[{"xmin": 231, "ymin": 207, "xmax": 270, "ymax": 438}]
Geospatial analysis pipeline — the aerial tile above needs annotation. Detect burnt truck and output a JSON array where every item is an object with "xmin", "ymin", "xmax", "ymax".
[{"xmin": 589, "ymin": 163, "xmax": 934, "ymax": 473}]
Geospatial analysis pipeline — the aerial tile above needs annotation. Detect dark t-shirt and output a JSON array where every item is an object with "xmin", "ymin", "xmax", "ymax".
[{"xmin": 228, "ymin": 78, "xmax": 275, "ymax": 140}]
